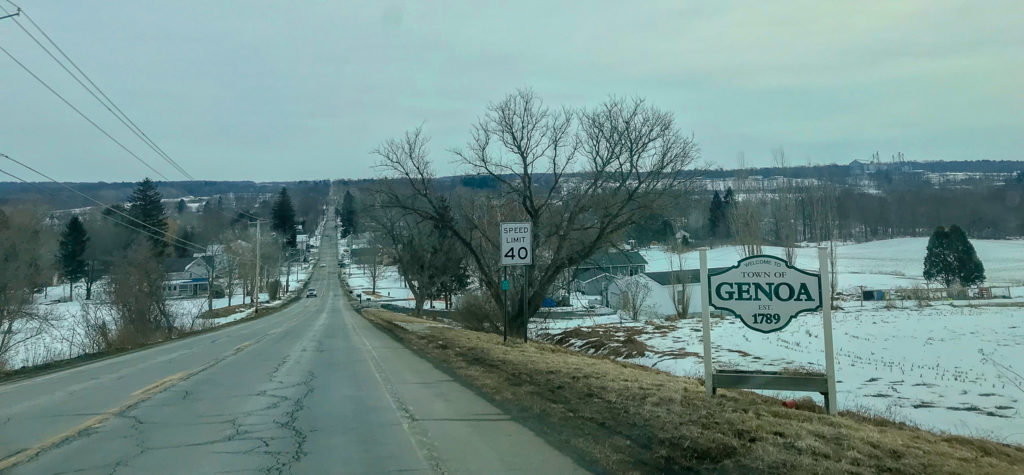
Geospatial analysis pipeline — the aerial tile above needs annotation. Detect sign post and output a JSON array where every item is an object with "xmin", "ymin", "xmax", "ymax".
[
  {"xmin": 699, "ymin": 248, "xmax": 713, "ymax": 397},
  {"xmin": 502, "ymin": 268, "xmax": 509, "ymax": 343},
  {"xmin": 702, "ymin": 251, "xmax": 839, "ymax": 414},
  {"xmin": 500, "ymin": 222, "xmax": 532, "ymax": 343},
  {"xmin": 819, "ymin": 247, "xmax": 838, "ymax": 414}
]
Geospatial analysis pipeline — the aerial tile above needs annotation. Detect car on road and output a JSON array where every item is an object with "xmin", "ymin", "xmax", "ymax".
[
  {"xmin": 306, "ymin": 288, "xmax": 317, "ymax": 298},
  {"xmin": 319, "ymin": 263, "xmax": 326, "ymax": 268}
]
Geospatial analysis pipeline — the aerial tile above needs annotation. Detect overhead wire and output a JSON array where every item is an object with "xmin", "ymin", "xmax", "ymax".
[
  {"xmin": 0, "ymin": 165, "xmax": 207, "ymax": 254},
  {"xmin": 0, "ymin": 43, "xmax": 170, "ymax": 180},
  {"xmin": 1, "ymin": 153, "xmax": 208, "ymax": 254},
  {"xmin": 0, "ymin": 2, "xmax": 194, "ymax": 180},
  {"xmin": 0, "ymin": 2, "xmax": 268, "ymax": 224}
]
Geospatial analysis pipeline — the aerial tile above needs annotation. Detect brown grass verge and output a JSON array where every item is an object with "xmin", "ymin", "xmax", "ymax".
[{"xmin": 361, "ymin": 308, "xmax": 1024, "ymax": 475}]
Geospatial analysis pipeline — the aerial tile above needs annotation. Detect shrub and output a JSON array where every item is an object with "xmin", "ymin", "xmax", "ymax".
[{"xmin": 450, "ymin": 292, "xmax": 503, "ymax": 334}]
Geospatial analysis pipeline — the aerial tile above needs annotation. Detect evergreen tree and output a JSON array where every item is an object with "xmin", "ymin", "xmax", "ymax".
[
  {"xmin": 340, "ymin": 190, "xmax": 357, "ymax": 237},
  {"xmin": 176, "ymin": 198, "xmax": 187, "ymax": 214},
  {"xmin": 948, "ymin": 225, "xmax": 985, "ymax": 287},
  {"xmin": 174, "ymin": 226, "xmax": 197, "ymax": 258},
  {"xmin": 923, "ymin": 226, "xmax": 954, "ymax": 287},
  {"xmin": 271, "ymin": 187, "xmax": 297, "ymax": 248},
  {"xmin": 722, "ymin": 186, "xmax": 735, "ymax": 238},
  {"xmin": 58, "ymin": 216, "xmax": 89, "ymax": 301},
  {"xmin": 127, "ymin": 178, "xmax": 170, "ymax": 255},
  {"xmin": 708, "ymin": 190, "xmax": 727, "ymax": 240},
  {"xmin": 924, "ymin": 225, "xmax": 985, "ymax": 288}
]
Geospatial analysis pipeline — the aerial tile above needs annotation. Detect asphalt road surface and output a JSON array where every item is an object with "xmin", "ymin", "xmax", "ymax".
[{"xmin": 0, "ymin": 221, "xmax": 584, "ymax": 474}]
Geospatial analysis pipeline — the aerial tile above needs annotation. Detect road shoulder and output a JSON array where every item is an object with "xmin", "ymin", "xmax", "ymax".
[{"xmin": 359, "ymin": 308, "xmax": 1024, "ymax": 474}]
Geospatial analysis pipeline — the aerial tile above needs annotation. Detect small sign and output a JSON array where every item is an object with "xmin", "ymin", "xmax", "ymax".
[
  {"xmin": 708, "ymin": 255, "xmax": 821, "ymax": 333},
  {"xmin": 500, "ymin": 222, "xmax": 532, "ymax": 266},
  {"xmin": 501, "ymin": 280, "xmax": 510, "ymax": 290}
]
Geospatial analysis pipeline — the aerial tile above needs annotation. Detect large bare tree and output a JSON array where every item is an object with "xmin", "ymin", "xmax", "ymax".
[
  {"xmin": 0, "ymin": 207, "xmax": 55, "ymax": 367},
  {"xmin": 376, "ymin": 89, "xmax": 700, "ymax": 334}
]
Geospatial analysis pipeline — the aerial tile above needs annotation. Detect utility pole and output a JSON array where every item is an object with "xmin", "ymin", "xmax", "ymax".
[{"xmin": 253, "ymin": 220, "xmax": 261, "ymax": 314}]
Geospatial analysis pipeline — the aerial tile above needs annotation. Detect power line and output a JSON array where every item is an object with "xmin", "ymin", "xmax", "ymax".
[
  {"xmin": 0, "ymin": 43, "xmax": 170, "ymax": 180},
  {"xmin": 0, "ymin": 165, "xmax": 207, "ymax": 254},
  {"xmin": 0, "ymin": 2, "xmax": 194, "ymax": 180},
  {"xmin": 1, "ymin": 153, "xmax": 208, "ymax": 254}
]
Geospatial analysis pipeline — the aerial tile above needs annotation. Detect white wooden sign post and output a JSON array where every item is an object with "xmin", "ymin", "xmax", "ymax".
[{"xmin": 700, "ymin": 247, "xmax": 839, "ymax": 414}]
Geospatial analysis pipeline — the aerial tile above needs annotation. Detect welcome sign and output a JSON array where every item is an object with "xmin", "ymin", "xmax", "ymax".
[{"xmin": 708, "ymin": 255, "xmax": 822, "ymax": 333}]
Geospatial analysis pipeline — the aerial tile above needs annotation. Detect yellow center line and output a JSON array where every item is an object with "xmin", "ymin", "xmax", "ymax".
[
  {"xmin": 0, "ymin": 371, "xmax": 188, "ymax": 471},
  {"xmin": 0, "ymin": 333, "xmax": 271, "ymax": 471}
]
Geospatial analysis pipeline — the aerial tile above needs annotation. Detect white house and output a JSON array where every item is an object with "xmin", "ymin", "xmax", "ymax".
[
  {"xmin": 608, "ymin": 268, "xmax": 728, "ymax": 318},
  {"xmin": 163, "ymin": 256, "xmax": 215, "ymax": 297}
]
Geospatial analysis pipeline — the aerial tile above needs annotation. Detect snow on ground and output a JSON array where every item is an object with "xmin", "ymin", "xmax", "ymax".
[
  {"xmin": 640, "ymin": 238, "xmax": 1024, "ymax": 292},
  {"xmin": 533, "ymin": 237, "xmax": 1024, "ymax": 445},
  {"xmin": 6, "ymin": 262, "xmax": 317, "ymax": 370},
  {"xmin": 344, "ymin": 265, "xmax": 417, "ymax": 305},
  {"xmin": 533, "ymin": 302, "xmax": 1024, "ymax": 445}
]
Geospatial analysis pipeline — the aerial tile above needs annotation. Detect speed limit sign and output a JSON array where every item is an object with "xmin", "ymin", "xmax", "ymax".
[{"xmin": 500, "ymin": 222, "xmax": 532, "ymax": 266}]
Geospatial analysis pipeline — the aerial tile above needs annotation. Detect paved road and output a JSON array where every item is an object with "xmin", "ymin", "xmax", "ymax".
[{"xmin": 0, "ymin": 221, "xmax": 584, "ymax": 474}]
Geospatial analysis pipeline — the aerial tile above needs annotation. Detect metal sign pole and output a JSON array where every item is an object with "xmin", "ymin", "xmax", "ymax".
[
  {"xmin": 819, "ymin": 246, "xmax": 838, "ymax": 415},
  {"xmin": 699, "ymin": 248, "xmax": 713, "ymax": 397},
  {"xmin": 523, "ymin": 267, "xmax": 529, "ymax": 343},
  {"xmin": 503, "ymin": 266, "xmax": 508, "ymax": 343}
]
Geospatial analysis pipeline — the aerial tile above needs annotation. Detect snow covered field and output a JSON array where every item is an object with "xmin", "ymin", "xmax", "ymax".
[
  {"xmin": 534, "ymin": 238, "xmax": 1024, "ymax": 445},
  {"xmin": 640, "ymin": 238, "xmax": 1024, "ymax": 292},
  {"xmin": 5, "ymin": 264, "xmax": 315, "ymax": 370}
]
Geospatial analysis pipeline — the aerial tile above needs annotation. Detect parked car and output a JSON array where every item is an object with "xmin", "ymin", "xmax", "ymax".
[{"xmin": 306, "ymin": 288, "xmax": 317, "ymax": 298}]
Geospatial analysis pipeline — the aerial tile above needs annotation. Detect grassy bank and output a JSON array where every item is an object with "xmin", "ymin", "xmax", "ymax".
[{"xmin": 360, "ymin": 308, "xmax": 1024, "ymax": 474}]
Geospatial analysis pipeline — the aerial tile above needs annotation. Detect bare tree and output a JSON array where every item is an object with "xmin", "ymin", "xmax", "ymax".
[
  {"xmin": 369, "ymin": 205, "xmax": 467, "ymax": 316},
  {"xmin": 669, "ymin": 254, "xmax": 692, "ymax": 319},
  {"xmin": 359, "ymin": 241, "xmax": 387, "ymax": 296},
  {"xmin": 770, "ymin": 147, "xmax": 797, "ymax": 264},
  {"xmin": 106, "ymin": 240, "xmax": 174, "ymax": 346},
  {"xmin": 222, "ymin": 237, "xmax": 246, "ymax": 306},
  {"xmin": 376, "ymin": 90, "xmax": 700, "ymax": 334},
  {"xmin": 617, "ymin": 276, "xmax": 654, "ymax": 321},
  {"xmin": 729, "ymin": 199, "xmax": 763, "ymax": 257},
  {"xmin": 0, "ymin": 207, "xmax": 55, "ymax": 368}
]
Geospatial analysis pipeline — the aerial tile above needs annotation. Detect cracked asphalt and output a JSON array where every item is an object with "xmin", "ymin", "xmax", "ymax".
[{"xmin": 0, "ymin": 221, "xmax": 585, "ymax": 474}]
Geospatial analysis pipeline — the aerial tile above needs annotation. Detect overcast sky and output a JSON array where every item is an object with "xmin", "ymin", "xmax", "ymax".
[{"xmin": 1, "ymin": 1, "xmax": 1021, "ymax": 182}]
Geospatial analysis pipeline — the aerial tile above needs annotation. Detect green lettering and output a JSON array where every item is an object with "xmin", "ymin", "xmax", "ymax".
[
  {"xmin": 736, "ymin": 282, "xmax": 752, "ymax": 301},
  {"xmin": 774, "ymin": 282, "xmax": 795, "ymax": 301},
  {"xmin": 794, "ymin": 283, "xmax": 813, "ymax": 302},
  {"xmin": 753, "ymin": 282, "xmax": 773, "ymax": 301},
  {"xmin": 715, "ymin": 282, "xmax": 735, "ymax": 300}
]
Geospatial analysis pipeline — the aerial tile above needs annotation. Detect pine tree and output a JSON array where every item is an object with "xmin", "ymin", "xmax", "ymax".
[
  {"xmin": 341, "ymin": 190, "xmax": 357, "ymax": 237},
  {"xmin": 722, "ymin": 186, "xmax": 735, "ymax": 238},
  {"xmin": 948, "ymin": 225, "xmax": 985, "ymax": 287},
  {"xmin": 127, "ymin": 178, "xmax": 170, "ymax": 255},
  {"xmin": 271, "ymin": 187, "xmax": 297, "ymax": 248},
  {"xmin": 176, "ymin": 199, "xmax": 187, "ymax": 214},
  {"xmin": 58, "ymin": 216, "xmax": 89, "ymax": 301},
  {"xmin": 708, "ymin": 190, "xmax": 723, "ymax": 240},
  {"xmin": 175, "ymin": 226, "xmax": 197, "ymax": 258},
  {"xmin": 923, "ymin": 226, "xmax": 954, "ymax": 287}
]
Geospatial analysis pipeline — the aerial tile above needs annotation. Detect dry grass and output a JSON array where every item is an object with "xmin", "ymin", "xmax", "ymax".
[
  {"xmin": 362, "ymin": 309, "xmax": 1024, "ymax": 474},
  {"xmin": 198, "ymin": 304, "xmax": 247, "ymax": 320}
]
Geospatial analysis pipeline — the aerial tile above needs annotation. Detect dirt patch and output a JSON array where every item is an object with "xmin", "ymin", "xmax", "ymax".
[
  {"xmin": 540, "ymin": 326, "xmax": 650, "ymax": 359},
  {"xmin": 362, "ymin": 308, "xmax": 1024, "ymax": 474}
]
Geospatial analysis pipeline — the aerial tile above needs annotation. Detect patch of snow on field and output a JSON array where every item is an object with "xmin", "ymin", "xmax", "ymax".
[
  {"xmin": 533, "ymin": 301, "xmax": 1024, "ymax": 445},
  {"xmin": 533, "ymin": 238, "xmax": 1024, "ymax": 444}
]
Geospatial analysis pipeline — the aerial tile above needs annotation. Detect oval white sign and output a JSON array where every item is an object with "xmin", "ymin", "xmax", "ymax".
[{"xmin": 708, "ymin": 255, "xmax": 822, "ymax": 333}]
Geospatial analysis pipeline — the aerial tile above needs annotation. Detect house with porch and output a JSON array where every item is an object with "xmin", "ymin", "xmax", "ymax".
[{"xmin": 163, "ymin": 256, "xmax": 215, "ymax": 297}]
